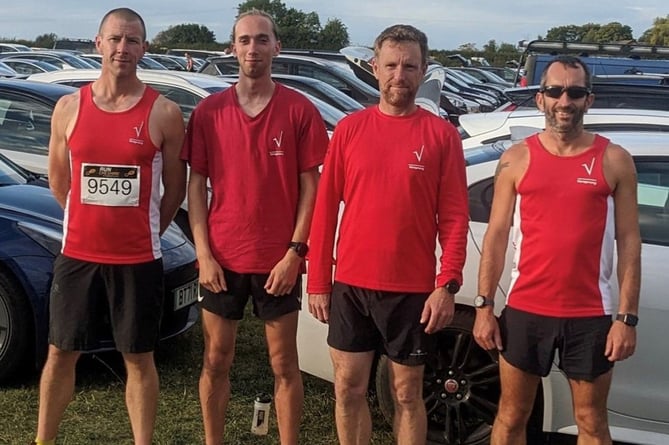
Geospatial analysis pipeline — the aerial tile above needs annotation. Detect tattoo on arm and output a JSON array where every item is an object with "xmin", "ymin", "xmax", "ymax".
[{"xmin": 494, "ymin": 161, "xmax": 510, "ymax": 183}]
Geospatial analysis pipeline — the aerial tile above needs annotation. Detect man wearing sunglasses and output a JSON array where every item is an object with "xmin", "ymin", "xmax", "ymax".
[{"xmin": 474, "ymin": 55, "xmax": 641, "ymax": 445}]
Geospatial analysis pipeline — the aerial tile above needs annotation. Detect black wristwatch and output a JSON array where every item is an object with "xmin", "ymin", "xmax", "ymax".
[
  {"xmin": 616, "ymin": 313, "xmax": 638, "ymax": 327},
  {"xmin": 474, "ymin": 295, "xmax": 494, "ymax": 308},
  {"xmin": 288, "ymin": 241, "xmax": 309, "ymax": 258},
  {"xmin": 444, "ymin": 279, "xmax": 460, "ymax": 295}
]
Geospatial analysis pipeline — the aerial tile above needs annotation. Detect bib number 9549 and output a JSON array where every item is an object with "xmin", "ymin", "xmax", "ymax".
[{"xmin": 81, "ymin": 163, "xmax": 140, "ymax": 207}]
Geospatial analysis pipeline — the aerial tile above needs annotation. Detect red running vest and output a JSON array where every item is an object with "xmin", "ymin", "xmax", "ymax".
[
  {"xmin": 507, "ymin": 134, "xmax": 615, "ymax": 317},
  {"xmin": 63, "ymin": 84, "xmax": 162, "ymax": 264}
]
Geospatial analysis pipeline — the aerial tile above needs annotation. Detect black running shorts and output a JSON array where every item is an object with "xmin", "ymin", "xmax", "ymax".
[
  {"xmin": 327, "ymin": 281, "xmax": 432, "ymax": 366},
  {"xmin": 198, "ymin": 269, "xmax": 301, "ymax": 321},
  {"xmin": 499, "ymin": 306, "xmax": 614, "ymax": 381},
  {"xmin": 49, "ymin": 255, "xmax": 164, "ymax": 353}
]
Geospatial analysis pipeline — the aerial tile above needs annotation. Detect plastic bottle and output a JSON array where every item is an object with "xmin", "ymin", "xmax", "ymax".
[{"xmin": 251, "ymin": 392, "xmax": 272, "ymax": 435}]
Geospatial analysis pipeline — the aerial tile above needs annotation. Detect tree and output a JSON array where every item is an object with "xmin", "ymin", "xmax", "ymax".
[
  {"xmin": 152, "ymin": 24, "xmax": 216, "ymax": 47},
  {"xmin": 639, "ymin": 15, "xmax": 669, "ymax": 45},
  {"xmin": 318, "ymin": 18, "xmax": 349, "ymax": 50},
  {"xmin": 546, "ymin": 22, "xmax": 633, "ymax": 43},
  {"xmin": 545, "ymin": 24, "xmax": 582, "ymax": 41},
  {"xmin": 236, "ymin": 0, "xmax": 349, "ymax": 49},
  {"xmin": 34, "ymin": 33, "xmax": 57, "ymax": 49}
]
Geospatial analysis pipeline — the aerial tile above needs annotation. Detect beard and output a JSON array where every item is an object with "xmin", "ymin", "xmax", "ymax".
[
  {"xmin": 544, "ymin": 104, "xmax": 586, "ymax": 135},
  {"xmin": 380, "ymin": 83, "xmax": 417, "ymax": 109}
]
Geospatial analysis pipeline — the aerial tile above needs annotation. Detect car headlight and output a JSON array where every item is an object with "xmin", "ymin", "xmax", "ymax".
[{"xmin": 17, "ymin": 221, "xmax": 63, "ymax": 256}]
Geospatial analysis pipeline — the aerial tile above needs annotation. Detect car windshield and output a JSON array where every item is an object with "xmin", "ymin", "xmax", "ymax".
[{"xmin": 0, "ymin": 154, "xmax": 28, "ymax": 186}]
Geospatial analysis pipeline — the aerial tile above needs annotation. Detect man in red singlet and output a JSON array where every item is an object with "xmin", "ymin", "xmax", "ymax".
[
  {"xmin": 474, "ymin": 55, "xmax": 641, "ymax": 445},
  {"xmin": 181, "ymin": 9, "xmax": 328, "ymax": 445},
  {"xmin": 307, "ymin": 25, "xmax": 469, "ymax": 444},
  {"xmin": 33, "ymin": 8, "xmax": 186, "ymax": 445}
]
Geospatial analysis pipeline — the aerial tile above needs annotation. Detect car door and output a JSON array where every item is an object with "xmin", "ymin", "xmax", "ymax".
[{"xmin": 606, "ymin": 157, "xmax": 669, "ymax": 426}]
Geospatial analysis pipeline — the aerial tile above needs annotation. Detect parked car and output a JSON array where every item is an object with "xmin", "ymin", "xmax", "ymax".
[
  {"xmin": 0, "ymin": 151, "xmax": 199, "ymax": 382},
  {"xmin": 498, "ymin": 82, "xmax": 669, "ymax": 112},
  {"xmin": 0, "ymin": 43, "xmax": 32, "ymax": 53},
  {"xmin": 459, "ymin": 108, "xmax": 669, "ymax": 148},
  {"xmin": 451, "ymin": 67, "xmax": 513, "ymax": 88},
  {"xmin": 80, "ymin": 53, "xmax": 168, "ymax": 70},
  {"xmin": 0, "ymin": 51, "xmax": 94, "ymax": 69},
  {"xmin": 199, "ymin": 53, "xmax": 381, "ymax": 107},
  {"xmin": 219, "ymin": 73, "xmax": 365, "ymax": 114},
  {"xmin": 297, "ymin": 130, "xmax": 669, "ymax": 445},
  {"xmin": 0, "ymin": 62, "xmax": 18, "ymax": 78},
  {"xmin": 0, "ymin": 59, "xmax": 60, "ymax": 75},
  {"xmin": 28, "ymin": 69, "xmax": 232, "ymax": 124}
]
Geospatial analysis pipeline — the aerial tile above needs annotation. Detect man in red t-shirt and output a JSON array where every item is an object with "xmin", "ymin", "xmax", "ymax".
[
  {"xmin": 307, "ymin": 25, "xmax": 469, "ymax": 444},
  {"xmin": 181, "ymin": 9, "xmax": 328, "ymax": 445}
]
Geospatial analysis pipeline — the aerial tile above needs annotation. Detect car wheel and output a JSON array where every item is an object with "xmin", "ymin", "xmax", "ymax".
[
  {"xmin": 0, "ymin": 271, "xmax": 33, "ymax": 381},
  {"xmin": 375, "ymin": 307, "xmax": 500, "ymax": 445}
]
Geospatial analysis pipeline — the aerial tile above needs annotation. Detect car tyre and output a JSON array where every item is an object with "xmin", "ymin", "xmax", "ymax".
[
  {"xmin": 0, "ymin": 271, "xmax": 33, "ymax": 381},
  {"xmin": 375, "ymin": 307, "xmax": 500, "ymax": 445}
]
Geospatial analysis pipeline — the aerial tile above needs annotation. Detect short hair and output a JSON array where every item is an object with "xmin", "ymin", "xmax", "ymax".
[
  {"xmin": 231, "ymin": 8, "xmax": 280, "ymax": 42},
  {"xmin": 373, "ymin": 24, "xmax": 428, "ymax": 65},
  {"xmin": 99, "ymin": 7, "xmax": 146, "ymax": 42},
  {"xmin": 540, "ymin": 55, "xmax": 592, "ymax": 90}
]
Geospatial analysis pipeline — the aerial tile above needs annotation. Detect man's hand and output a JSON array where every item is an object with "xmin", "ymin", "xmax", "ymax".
[
  {"xmin": 420, "ymin": 287, "xmax": 455, "ymax": 334},
  {"xmin": 265, "ymin": 251, "xmax": 301, "ymax": 296},
  {"xmin": 605, "ymin": 321, "xmax": 636, "ymax": 362},
  {"xmin": 473, "ymin": 309, "xmax": 502, "ymax": 351},
  {"xmin": 198, "ymin": 255, "xmax": 227, "ymax": 294},
  {"xmin": 308, "ymin": 293, "xmax": 331, "ymax": 323}
]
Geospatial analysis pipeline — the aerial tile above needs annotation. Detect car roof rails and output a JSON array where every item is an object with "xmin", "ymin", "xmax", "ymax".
[{"xmin": 518, "ymin": 39, "xmax": 669, "ymax": 58}]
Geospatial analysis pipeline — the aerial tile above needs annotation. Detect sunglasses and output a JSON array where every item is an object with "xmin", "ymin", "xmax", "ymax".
[{"xmin": 540, "ymin": 85, "xmax": 591, "ymax": 99}]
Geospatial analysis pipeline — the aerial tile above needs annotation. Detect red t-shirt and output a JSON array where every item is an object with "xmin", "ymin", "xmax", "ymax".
[
  {"xmin": 507, "ymin": 134, "xmax": 615, "ymax": 317},
  {"xmin": 181, "ymin": 83, "xmax": 328, "ymax": 273},
  {"xmin": 307, "ymin": 106, "xmax": 469, "ymax": 293},
  {"xmin": 64, "ymin": 84, "xmax": 162, "ymax": 264}
]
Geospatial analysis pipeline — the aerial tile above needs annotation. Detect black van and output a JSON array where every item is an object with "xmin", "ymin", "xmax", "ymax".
[{"xmin": 519, "ymin": 40, "xmax": 669, "ymax": 85}]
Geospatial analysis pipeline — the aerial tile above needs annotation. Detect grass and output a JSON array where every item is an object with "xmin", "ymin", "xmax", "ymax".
[{"xmin": 0, "ymin": 308, "xmax": 395, "ymax": 444}]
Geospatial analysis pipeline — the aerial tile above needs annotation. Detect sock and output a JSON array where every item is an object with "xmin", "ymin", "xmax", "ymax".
[{"xmin": 34, "ymin": 438, "xmax": 55, "ymax": 445}]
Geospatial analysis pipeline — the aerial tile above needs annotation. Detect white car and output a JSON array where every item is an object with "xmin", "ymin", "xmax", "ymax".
[
  {"xmin": 459, "ymin": 108, "xmax": 669, "ymax": 149},
  {"xmin": 297, "ymin": 130, "xmax": 669, "ymax": 444}
]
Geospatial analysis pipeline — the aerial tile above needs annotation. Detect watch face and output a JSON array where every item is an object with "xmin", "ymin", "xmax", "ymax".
[
  {"xmin": 446, "ymin": 279, "xmax": 460, "ymax": 294},
  {"xmin": 474, "ymin": 295, "xmax": 485, "ymax": 308}
]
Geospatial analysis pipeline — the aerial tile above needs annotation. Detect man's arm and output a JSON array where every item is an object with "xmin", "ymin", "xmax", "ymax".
[
  {"xmin": 48, "ymin": 92, "xmax": 79, "ymax": 208},
  {"xmin": 474, "ymin": 144, "xmax": 525, "ymax": 351},
  {"xmin": 605, "ymin": 144, "xmax": 641, "ymax": 361},
  {"xmin": 154, "ymin": 97, "xmax": 186, "ymax": 234},
  {"xmin": 265, "ymin": 167, "xmax": 320, "ymax": 296}
]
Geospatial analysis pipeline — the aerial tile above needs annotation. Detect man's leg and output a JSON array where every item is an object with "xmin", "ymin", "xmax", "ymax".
[
  {"xmin": 199, "ymin": 309, "xmax": 238, "ymax": 445},
  {"xmin": 330, "ymin": 348, "xmax": 375, "ymax": 445},
  {"xmin": 264, "ymin": 311, "xmax": 303, "ymax": 445},
  {"xmin": 387, "ymin": 360, "xmax": 426, "ymax": 445},
  {"xmin": 491, "ymin": 355, "xmax": 541, "ymax": 445},
  {"xmin": 569, "ymin": 371, "xmax": 613, "ymax": 445},
  {"xmin": 36, "ymin": 345, "xmax": 81, "ymax": 442},
  {"xmin": 123, "ymin": 351, "xmax": 159, "ymax": 445}
]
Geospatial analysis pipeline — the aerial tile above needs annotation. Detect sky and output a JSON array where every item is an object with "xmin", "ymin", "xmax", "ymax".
[{"xmin": 1, "ymin": 1, "xmax": 667, "ymax": 51}]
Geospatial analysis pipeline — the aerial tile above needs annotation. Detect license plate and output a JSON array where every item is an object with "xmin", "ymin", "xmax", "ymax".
[{"xmin": 173, "ymin": 279, "xmax": 199, "ymax": 311}]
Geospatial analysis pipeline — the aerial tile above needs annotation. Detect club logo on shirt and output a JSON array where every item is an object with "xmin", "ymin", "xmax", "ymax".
[
  {"xmin": 408, "ymin": 144, "xmax": 425, "ymax": 171},
  {"xmin": 577, "ymin": 157, "xmax": 597, "ymax": 186},
  {"xmin": 269, "ymin": 130, "xmax": 285, "ymax": 156},
  {"xmin": 129, "ymin": 121, "xmax": 145, "ymax": 145}
]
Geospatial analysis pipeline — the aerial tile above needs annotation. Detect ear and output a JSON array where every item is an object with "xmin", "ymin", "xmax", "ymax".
[
  {"xmin": 95, "ymin": 34, "xmax": 103, "ymax": 55},
  {"xmin": 274, "ymin": 39, "xmax": 281, "ymax": 57},
  {"xmin": 535, "ymin": 90, "xmax": 544, "ymax": 112},
  {"xmin": 584, "ymin": 92, "xmax": 595, "ymax": 111},
  {"xmin": 372, "ymin": 57, "xmax": 380, "ymax": 80}
]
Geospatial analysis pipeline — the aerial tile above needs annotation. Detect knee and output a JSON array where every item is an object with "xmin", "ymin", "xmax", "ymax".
[
  {"xmin": 269, "ymin": 352, "xmax": 300, "ymax": 382},
  {"xmin": 392, "ymin": 380, "xmax": 422, "ymax": 409},
  {"xmin": 574, "ymin": 405, "xmax": 608, "ymax": 437},
  {"xmin": 334, "ymin": 374, "xmax": 368, "ymax": 406},
  {"xmin": 495, "ymin": 399, "xmax": 533, "ymax": 432},
  {"xmin": 45, "ymin": 346, "xmax": 80, "ymax": 368},
  {"xmin": 202, "ymin": 346, "xmax": 233, "ymax": 377}
]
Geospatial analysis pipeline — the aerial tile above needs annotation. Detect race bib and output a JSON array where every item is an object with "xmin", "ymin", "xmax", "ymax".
[{"xmin": 81, "ymin": 163, "xmax": 140, "ymax": 207}]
